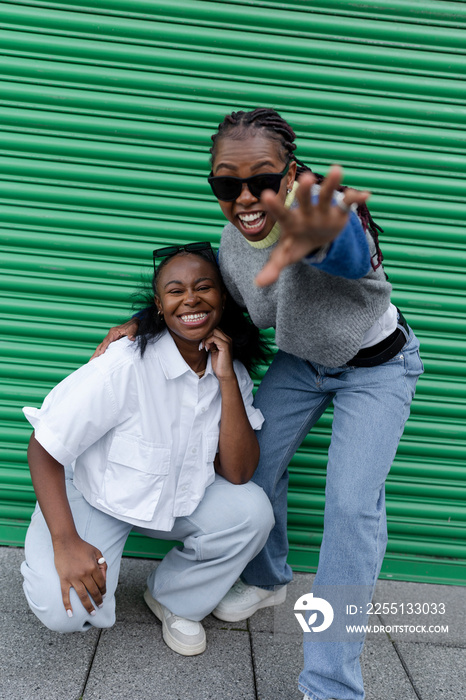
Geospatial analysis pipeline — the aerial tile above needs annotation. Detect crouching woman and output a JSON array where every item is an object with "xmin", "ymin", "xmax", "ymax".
[{"xmin": 20, "ymin": 244, "xmax": 274, "ymax": 656}]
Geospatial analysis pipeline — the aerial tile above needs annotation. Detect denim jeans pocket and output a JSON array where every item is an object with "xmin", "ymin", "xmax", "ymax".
[{"xmin": 384, "ymin": 329, "xmax": 423, "ymax": 375}]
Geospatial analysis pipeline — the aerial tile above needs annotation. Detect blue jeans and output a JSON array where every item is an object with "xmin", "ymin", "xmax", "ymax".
[{"xmin": 243, "ymin": 327, "xmax": 423, "ymax": 700}]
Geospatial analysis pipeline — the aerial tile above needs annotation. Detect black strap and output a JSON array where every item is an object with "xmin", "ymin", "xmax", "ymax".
[{"xmin": 348, "ymin": 309, "xmax": 409, "ymax": 368}]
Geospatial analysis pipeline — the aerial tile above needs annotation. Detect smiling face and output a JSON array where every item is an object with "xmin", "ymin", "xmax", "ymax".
[
  {"xmin": 211, "ymin": 132, "xmax": 296, "ymax": 242},
  {"xmin": 155, "ymin": 253, "xmax": 225, "ymax": 353}
]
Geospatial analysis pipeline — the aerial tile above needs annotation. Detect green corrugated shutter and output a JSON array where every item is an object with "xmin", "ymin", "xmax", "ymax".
[{"xmin": 1, "ymin": 0, "xmax": 465, "ymax": 584}]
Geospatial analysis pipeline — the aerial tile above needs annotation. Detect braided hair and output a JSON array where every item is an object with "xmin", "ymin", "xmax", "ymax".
[{"xmin": 210, "ymin": 108, "xmax": 384, "ymax": 270}]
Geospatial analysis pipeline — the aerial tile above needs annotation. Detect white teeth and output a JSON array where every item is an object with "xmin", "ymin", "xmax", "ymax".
[
  {"xmin": 238, "ymin": 212, "xmax": 263, "ymax": 222},
  {"xmin": 181, "ymin": 312, "xmax": 207, "ymax": 322},
  {"xmin": 238, "ymin": 212, "xmax": 265, "ymax": 229}
]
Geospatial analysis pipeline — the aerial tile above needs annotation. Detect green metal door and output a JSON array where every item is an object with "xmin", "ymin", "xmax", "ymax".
[{"xmin": 1, "ymin": 0, "xmax": 465, "ymax": 583}]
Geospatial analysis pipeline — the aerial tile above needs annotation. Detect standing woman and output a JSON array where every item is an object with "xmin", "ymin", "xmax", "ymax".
[
  {"xmin": 208, "ymin": 109, "xmax": 423, "ymax": 700},
  {"xmin": 97, "ymin": 109, "xmax": 423, "ymax": 700}
]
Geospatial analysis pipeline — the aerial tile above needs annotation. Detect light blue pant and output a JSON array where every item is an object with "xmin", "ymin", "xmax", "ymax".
[
  {"xmin": 243, "ymin": 327, "xmax": 423, "ymax": 700},
  {"xmin": 21, "ymin": 474, "xmax": 274, "ymax": 632}
]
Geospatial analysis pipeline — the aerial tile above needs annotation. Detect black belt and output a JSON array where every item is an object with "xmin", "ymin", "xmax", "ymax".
[{"xmin": 348, "ymin": 309, "xmax": 409, "ymax": 368}]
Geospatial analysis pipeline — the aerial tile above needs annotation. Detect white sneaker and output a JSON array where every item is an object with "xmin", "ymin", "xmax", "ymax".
[
  {"xmin": 143, "ymin": 588, "xmax": 206, "ymax": 656},
  {"xmin": 212, "ymin": 580, "xmax": 287, "ymax": 622}
]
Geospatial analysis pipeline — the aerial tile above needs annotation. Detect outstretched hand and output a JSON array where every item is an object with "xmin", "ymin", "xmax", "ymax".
[{"xmin": 255, "ymin": 165, "xmax": 370, "ymax": 287}]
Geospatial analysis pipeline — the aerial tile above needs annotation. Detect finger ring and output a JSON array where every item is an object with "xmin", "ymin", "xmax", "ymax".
[
  {"xmin": 97, "ymin": 557, "xmax": 106, "ymax": 565},
  {"xmin": 336, "ymin": 199, "xmax": 350, "ymax": 214}
]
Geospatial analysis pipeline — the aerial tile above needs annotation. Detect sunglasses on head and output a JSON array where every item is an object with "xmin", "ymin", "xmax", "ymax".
[
  {"xmin": 207, "ymin": 163, "xmax": 290, "ymax": 202},
  {"xmin": 152, "ymin": 241, "xmax": 216, "ymax": 272}
]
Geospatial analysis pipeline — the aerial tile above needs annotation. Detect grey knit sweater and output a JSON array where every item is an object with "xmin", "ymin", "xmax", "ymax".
[{"xmin": 218, "ymin": 223, "xmax": 392, "ymax": 367}]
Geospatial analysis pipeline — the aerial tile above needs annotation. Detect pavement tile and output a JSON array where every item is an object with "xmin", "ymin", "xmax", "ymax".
[
  {"xmin": 374, "ymin": 579, "xmax": 466, "ymax": 645},
  {"xmin": 360, "ymin": 640, "xmax": 418, "ymax": 700},
  {"xmin": 250, "ymin": 631, "xmax": 304, "ymax": 700},
  {"xmin": 0, "ymin": 546, "xmax": 28, "ymax": 612},
  {"xmin": 396, "ymin": 642, "xmax": 466, "ymax": 699},
  {"xmin": 83, "ymin": 623, "xmax": 254, "ymax": 699},
  {"xmin": 0, "ymin": 611, "xmax": 99, "ymax": 700}
]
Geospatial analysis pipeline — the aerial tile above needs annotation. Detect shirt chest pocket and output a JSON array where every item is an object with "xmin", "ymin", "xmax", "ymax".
[{"xmin": 98, "ymin": 433, "xmax": 170, "ymax": 521}]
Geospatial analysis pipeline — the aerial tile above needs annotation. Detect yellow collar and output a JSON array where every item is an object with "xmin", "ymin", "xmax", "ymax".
[{"xmin": 246, "ymin": 181, "xmax": 299, "ymax": 249}]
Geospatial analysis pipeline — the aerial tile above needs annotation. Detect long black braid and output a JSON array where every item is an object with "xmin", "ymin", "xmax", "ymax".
[{"xmin": 210, "ymin": 108, "xmax": 384, "ymax": 271}]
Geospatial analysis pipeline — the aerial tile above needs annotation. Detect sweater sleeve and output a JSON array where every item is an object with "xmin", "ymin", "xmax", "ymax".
[{"xmin": 304, "ymin": 208, "xmax": 372, "ymax": 280}]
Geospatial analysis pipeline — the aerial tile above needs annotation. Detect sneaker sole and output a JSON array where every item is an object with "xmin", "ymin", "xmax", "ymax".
[
  {"xmin": 143, "ymin": 588, "xmax": 206, "ymax": 656},
  {"xmin": 211, "ymin": 586, "xmax": 287, "ymax": 622}
]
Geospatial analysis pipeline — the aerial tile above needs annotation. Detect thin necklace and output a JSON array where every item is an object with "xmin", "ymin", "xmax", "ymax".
[{"xmin": 195, "ymin": 368, "xmax": 206, "ymax": 378}]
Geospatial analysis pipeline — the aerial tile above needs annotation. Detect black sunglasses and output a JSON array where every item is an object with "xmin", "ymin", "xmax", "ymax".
[
  {"xmin": 207, "ymin": 163, "xmax": 290, "ymax": 202},
  {"xmin": 152, "ymin": 241, "xmax": 216, "ymax": 272}
]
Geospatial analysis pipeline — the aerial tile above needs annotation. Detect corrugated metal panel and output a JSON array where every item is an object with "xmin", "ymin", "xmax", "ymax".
[{"xmin": 1, "ymin": 0, "xmax": 465, "ymax": 583}]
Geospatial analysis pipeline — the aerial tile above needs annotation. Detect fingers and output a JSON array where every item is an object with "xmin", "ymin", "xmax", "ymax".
[
  {"xmin": 89, "ymin": 321, "xmax": 138, "ymax": 361},
  {"xmin": 294, "ymin": 171, "xmax": 316, "ymax": 217},
  {"xmin": 89, "ymin": 328, "xmax": 122, "ymax": 361},
  {"xmin": 97, "ymin": 558, "xmax": 107, "ymax": 585},
  {"xmin": 61, "ymin": 583, "xmax": 73, "ymax": 618},
  {"xmin": 255, "ymin": 240, "xmax": 294, "ymax": 288},
  {"xmin": 60, "ymin": 556, "xmax": 107, "ymax": 617},
  {"xmin": 341, "ymin": 186, "xmax": 371, "ymax": 208},
  {"xmin": 202, "ymin": 328, "xmax": 232, "ymax": 354},
  {"xmin": 317, "ymin": 165, "xmax": 344, "ymax": 213},
  {"xmin": 74, "ymin": 580, "xmax": 100, "ymax": 616},
  {"xmin": 60, "ymin": 578, "xmax": 98, "ymax": 617},
  {"xmin": 260, "ymin": 189, "xmax": 294, "ymax": 228},
  {"xmin": 89, "ymin": 340, "xmax": 110, "ymax": 361},
  {"xmin": 94, "ymin": 556, "xmax": 107, "ymax": 593}
]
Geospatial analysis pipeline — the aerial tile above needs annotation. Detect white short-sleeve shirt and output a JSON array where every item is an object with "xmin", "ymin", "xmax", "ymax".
[{"xmin": 23, "ymin": 331, "xmax": 264, "ymax": 531}]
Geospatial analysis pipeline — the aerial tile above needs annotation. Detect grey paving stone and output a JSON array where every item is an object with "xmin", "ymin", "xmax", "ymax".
[
  {"xmin": 250, "ymin": 631, "xmax": 304, "ymax": 700},
  {"xmin": 396, "ymin": 642, "xmax": 466, "ymax": 699},
  {"xmin": 360, "ymin": 640, "xmax": 418, "ymax": 700},
  {"xmin": 374, "ymin": 579, "xmax": 466, "ymax": 645},
  {"xmin": 84, "ymin": 622, "xmax": 255, "ymax": 699},
  {"xmin": 0, "ymin": 546, "xmax": 28, "ymax": 612},
  {"xmin": 0, "ymin": 611, "xmax": 99, "ymax": 700},
  {"xmin": 114, "ymin": 555, "xmax": 161, "ymax": 623}
]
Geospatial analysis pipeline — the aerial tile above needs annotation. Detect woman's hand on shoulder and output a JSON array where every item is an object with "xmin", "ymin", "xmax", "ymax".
[
  {"xmin": 53, "ymin": 534, "xmax": 107, "ymax": 617},
  {"xmin": 255, "ymin": 165, "xmax": 370, "ymax": 287},
  {"xmin": 201, "ymin": 327, "xmax": 235, "ymax": 382},
  {"xmin": 90, "ymin": 319, "xmax": 139, "ymax": 360}
]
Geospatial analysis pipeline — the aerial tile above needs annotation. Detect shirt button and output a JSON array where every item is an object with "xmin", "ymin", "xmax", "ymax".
[
  {"xmin": 191, "ymin": 447, "xmax": 197, "ymax": 454},
  {"xmin": 201, "ymin": 407, "xmax": 207, "ymax": 413}
]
